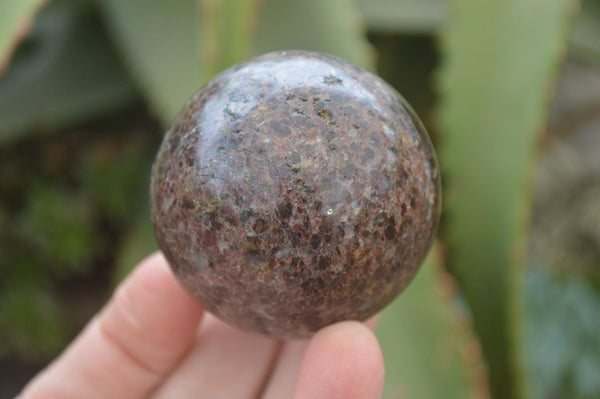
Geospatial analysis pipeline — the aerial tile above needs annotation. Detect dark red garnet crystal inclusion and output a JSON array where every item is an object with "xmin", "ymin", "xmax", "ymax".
[{"xmin": 151, "ymin": 50, "xmax": 440, "ymax": 338}]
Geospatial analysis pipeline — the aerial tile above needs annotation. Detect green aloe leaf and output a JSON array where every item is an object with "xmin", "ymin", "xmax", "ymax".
[
  {"xmin": 199, "ymin": 0, "xmax": 262, "ymax": 81},
  {"xmin": 438, "ymin": 1, "xmax": 576, "ymax": 398},
  {"xmin": 99, "ymin": 0, "xmax": 202, "ymax": 126},
  {"xmin": 0, "ymin": 2, "xmax": 136, "ymax": 142},
  {"xmin": 0, "ymin": 0, "xmax": 47, "ymax": 74},
  {"xmin": 358, "ymin": 0, "xmax": 446, "ymax": 33},
  {"xmin": 378, "ymin": 247, "xmax": 488, "ymax": 399},
  {"xmin": 253, "ymin": 0, "xmax": 373, "ymax": 69}
]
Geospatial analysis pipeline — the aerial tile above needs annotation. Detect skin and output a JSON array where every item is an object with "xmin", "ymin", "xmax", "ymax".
[{"xmin": 19, "ymin": 252, "xmax": 384, "ymax": 399}]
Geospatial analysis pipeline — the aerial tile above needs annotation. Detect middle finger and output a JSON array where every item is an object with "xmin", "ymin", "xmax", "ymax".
[{"xmin": 152, "ymin": 314, "xmax": 280, "ymax": 399}]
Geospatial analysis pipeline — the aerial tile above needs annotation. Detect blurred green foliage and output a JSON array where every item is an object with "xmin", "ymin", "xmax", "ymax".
[
  {"xmin": 0, "ymin": 0, "xmax": 599, "ymax": 398},
  {"xmin": 0, "ymin": 108, "xmax": 156, "ymax": 362},
  {"xmin": 525, "ymin": 265, "xmax": 600, "ymax": 399}
]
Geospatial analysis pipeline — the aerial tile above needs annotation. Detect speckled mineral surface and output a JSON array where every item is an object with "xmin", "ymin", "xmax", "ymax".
[{"xmin": 150, "ymin": 50, "xmax": 440, "ymax": 338}]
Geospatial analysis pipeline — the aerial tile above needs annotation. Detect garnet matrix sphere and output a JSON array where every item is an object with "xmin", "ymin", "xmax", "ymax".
[{"xmin": 151, "ymin": 50, "xmax": 440, "ymax": 338}]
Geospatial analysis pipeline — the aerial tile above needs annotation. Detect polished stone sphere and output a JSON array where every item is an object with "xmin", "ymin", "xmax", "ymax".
[{"xmin": 150, "ymin": 50, "xmax": 440, "ymax": 338}]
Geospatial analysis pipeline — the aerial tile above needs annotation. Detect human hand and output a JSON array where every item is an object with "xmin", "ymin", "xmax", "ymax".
[{"xmin": 20, "ymin": 252, "xmax": 384, "ymax": 399}]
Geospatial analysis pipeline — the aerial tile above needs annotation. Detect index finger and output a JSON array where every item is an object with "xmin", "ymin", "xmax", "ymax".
[{"xmin": 21, "ymin": 252, "xmax": 204, "ymax": 399}]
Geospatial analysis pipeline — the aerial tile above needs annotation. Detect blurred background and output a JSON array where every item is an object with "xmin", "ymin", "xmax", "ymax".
[{"xmin": 0, "ymin": 0, "xmax": 598, "ymax": 398}]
